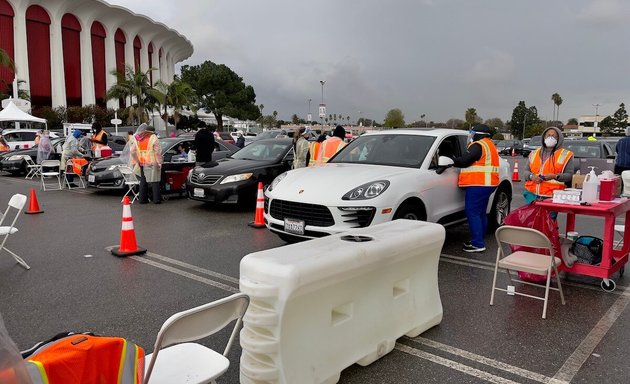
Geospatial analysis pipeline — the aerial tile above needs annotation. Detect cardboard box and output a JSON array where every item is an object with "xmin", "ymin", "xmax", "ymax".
[{"xmin": 572, "ymin": 174, "xmax": 586, "ymax": 189}]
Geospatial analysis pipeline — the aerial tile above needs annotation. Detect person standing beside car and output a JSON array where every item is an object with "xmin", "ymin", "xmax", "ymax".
[
  {"xmin": 131, "ymin": 125, "xmax": 162, "ymax": 204},
  {"xmin": 614, "ymin": 126, "xmax": 630, "ymax": 175},
  {"xmin": 522, "ymin": 126, "xmax": 574, "ymax": 204},
  {"xmin": 452, "ymin": 124, "xmax": 500, "ymax": 253},
  {"xmin": 89, "ymin": 122, "xmax": 108, "ymax": 153},
  {"xmin": 319, "ymin": 125, "xmax": 348, "ymax": 164},
  {"xmin": 293, "ymin": 127, "xmax": 311, "ymax": 169},
  {"xmin": 194, "ymin": 125, "xmax": 215, "ymax": 165}
]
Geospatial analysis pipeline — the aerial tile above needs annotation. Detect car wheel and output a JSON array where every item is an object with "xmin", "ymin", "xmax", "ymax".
[
  {"xmin": 393, "ymin": 202, "xmax": 427, "ymax": 221},
  {"xmin": 488, "ymin": 187, "xmax": 511, "ymax": 231},
  {"xmin": 278, "ymin": 232, "xmax": 307, "ymax": 244}
]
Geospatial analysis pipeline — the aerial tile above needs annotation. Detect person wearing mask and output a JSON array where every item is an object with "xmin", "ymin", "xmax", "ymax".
[
  {"xmin": 318, "ymin": 125, "xmax": 347, "ymax": 164},
  {"xmin": 89, "ymin": 122, "xmax": 108, "ymax": 154},
  {"xmin": 131, "ymin": 125, "xmax": 162, "ymax": 204},
  {"xmin": 194, "ymin": 125, "xmax": 215, "ymax": 165},
  {"xmin": 293, "ymin": 127, "xmax": 311, "ymax": 169},
  {"xmin": 522, "ymin": 126, "xmax": 574, "ymax": 204},
  {"xmin": 127, "ymin": 130, "xmax": 134, "ymax": 142},
  {"xmin": 614, "ymin": 126, "xmax": 630, "ymax": 175},
  {"xmin": 236, "ymin": 132, "xmax": 245, "ymax": 148},
  {"xmin": 452, "ymin": 124, "xmax": 500, "ymax": 253},
  {"xmin": 61, "ymin": 129, "xmax": 87, "ymax": 185},
  {"xmin": 36, "ymin": 130, "xmax": 53, "ymax": 164}
]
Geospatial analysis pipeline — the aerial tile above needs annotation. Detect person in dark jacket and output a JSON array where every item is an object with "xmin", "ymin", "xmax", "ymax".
[
  {"xmin": 194, "ymin": 126, "xmax": 215, "ymax": 164},
  {"xmin": 236, "ymin": 132, "xmax": 245, "ymax": 148}
]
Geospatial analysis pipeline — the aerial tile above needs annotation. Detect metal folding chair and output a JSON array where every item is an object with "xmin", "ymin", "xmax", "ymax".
[
  {"xmin": 118, "ymin": 165, "xmax": 140, "ymax": 203},
  {"xmin": 24, "ymin": 155, "xmax": 42, "ymax": 180},
  {"xmin": 63, "ymin": 159, "xmax": 86, "ymax": 189},
  {"xmin": 0, "ymin": 194, "xmax": 29, "ymax": 270},
  {"xmin": 40, "ymin": 160, "xmax": 62, "ymax": 191}
]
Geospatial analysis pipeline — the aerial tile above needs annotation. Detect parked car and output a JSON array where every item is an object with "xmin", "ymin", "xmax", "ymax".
[
  {"xmin": 563, "ymin": 140, "xmax": 616, "ymax": 173},
  {"xmin": 522, "ymin": 135, "xmax": 542, "ymax": 157},
  {"xmin": 264, "ymin": 129, "xmax": 513, "ymax": 242},
  {"xmin": 494, "ymin": 139, "xmax": 523, "ymax": 155},
  {"xmin": 87, "ymin": 137, "xmax": 238, "ymax": 189},
  {"xmin": 0, "ymin": 137, "xmax": 64, "ymax": 174},
  {"xmin": 254, "ymin": 129, "xmax": 318, "ymax": 141},
  {"xmin": 1, "ymin": 129, "xmax": 59, "ymax": 150},
  {"xmin": 215, "ymin": 131, "xmax": 235, "ymax": 145},
  {"xmin": 186, "ymin": 138, "xmax": 294, "ymax": 204}
]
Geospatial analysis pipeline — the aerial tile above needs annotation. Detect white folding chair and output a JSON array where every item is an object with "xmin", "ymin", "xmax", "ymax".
[
  {"xmin": 614, "ymin": 224, "xmax": 625, "ymax": 249},
  {"xmin": 0, "ymin": 194, "xmax": 29, "ymax": 270},
  {"xmin": 490, "ymin": 225, "xmax": 565, "ymax": 319},
  {"xmin": 144, "ymin": 292, "xmax": 250, "ymax": 384},
  {"xmin": 24, "ymin": 155, "xmax": 42, "ymax": 180},
  {"xmin": 63, "ymin": 159, "xmax": 86, "ymax": 189},
  {"xmin": 40, "ymin": 160, "xmax": 62, "ymax": 191},
  {"xmin": 118, "ymin": 165, "xmax": 140, "ymax": 203}
]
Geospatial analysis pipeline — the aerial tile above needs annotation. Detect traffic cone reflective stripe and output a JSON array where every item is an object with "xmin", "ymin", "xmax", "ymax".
[
  {"xmin": 111, "ymin": 196, "xmax": 146, "ymax": 257},
  {"xmin": 512, "ymin": 161, "xmax": 521, "ymax": 182},
  {"xmin": 248, "ymin": 182, "xmax": 266, "ymax": 228},
  {"xmin": 25, "ymin": 188, "xmax": 43, "ymax": 214},
  {"xmin": 511, "ymin": 148, "xmax": 516, "ymax": 157}
]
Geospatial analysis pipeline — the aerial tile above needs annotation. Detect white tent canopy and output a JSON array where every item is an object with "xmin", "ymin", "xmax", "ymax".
[{"xmin": 0, "ymin": 100, "xmax": 47, "ymax": 124}]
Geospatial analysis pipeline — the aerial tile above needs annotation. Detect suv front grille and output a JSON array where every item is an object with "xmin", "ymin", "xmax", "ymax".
[
  {"xmin": 191, "ymin": 173, "xmax": 221, "ymax": 185},
  {"xmin": 338, "ymin": 207, "xmax": 376, "ymax": 228},
  {"xmin": 269, "ymin": 200, "xmax": 334, "ymax": 227}
]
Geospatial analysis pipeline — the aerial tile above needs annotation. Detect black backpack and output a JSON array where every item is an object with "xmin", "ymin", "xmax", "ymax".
[{"xmin": 569, "ymin": 236, "xmax": 603, "ymax": 265}]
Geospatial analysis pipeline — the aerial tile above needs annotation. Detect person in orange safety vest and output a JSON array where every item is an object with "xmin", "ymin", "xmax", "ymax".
[
  {"xmin": 89, "ymin": 122, "xmax": 108, "ymax": 153},
  {"xmin": 523, "ymin": 126, "xmax": 574, "ymax": 203},
  {"xmin": 131, "ymin": 124, "xmax": 162, "ymax": 204},
  {"xmin": 451, "ymin": 124, "xmax": 500, "ymax": 253},
  {"xmin": 317, "ymin": 125, "xmax": 347, "ymax": 165}
]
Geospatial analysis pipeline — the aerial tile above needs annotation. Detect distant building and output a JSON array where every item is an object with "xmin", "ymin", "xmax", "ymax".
[{"xmin": 577, "ymin": 115, "xmax": 604, "ymax": 135}]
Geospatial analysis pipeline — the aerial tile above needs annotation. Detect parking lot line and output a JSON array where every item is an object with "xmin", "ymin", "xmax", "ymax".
[
  {"xmin": 142, "ymin": 251, "xmax": 240, "ymax": 284},
  {"xmin": 2, "ymin": 176, "xmax": 93, "ymax": 194},
  {"xmin": 551, "ymin": 283, "xmax": 630, "ymax": 383},
  {"xmin": 406, "ymin": 336, "xmax": 557, "ymax": 383},
  {"xmin": 395, "ymin": 343, "xmax": 524, "ymax": 384}
]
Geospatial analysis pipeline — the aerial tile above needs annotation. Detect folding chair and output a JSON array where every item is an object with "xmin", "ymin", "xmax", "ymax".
[
  {"xmin": 144, "ymin": 292, "xmax": 250, "ymax": 384},
  {"xmin": 0, "ymin": 194, "xmax": 29, "ymax": 270},
  {"xmin": 614, "ymin": 224, "xmax": 625, "ymax": 249},
  {"xmin": 40, "ymin": 160, "xmax": 62, "ymax": 191},
  {"xmin": 24, "ymin": 155, "xmax": 42, "ymax": 180},
  {"xmin": 63, "ymin": 159, "xmax": 86, "ymax": 189},
  {"xmin": 118, "ymin": 165, "xmax": 140, "ymax": 203},
  {"xmin": 490, "ymin": 225, "xmax": 565, "ymax": 319}
]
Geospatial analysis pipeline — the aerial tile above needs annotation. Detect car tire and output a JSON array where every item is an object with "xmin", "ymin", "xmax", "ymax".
[
  {"xmin": 393, "ymin": 202, "xmax": 427, "ymax": 221},
  {"xmin": 278, "ymin": 232, "xmax": 307, "ymax": 244},
  {"xmin": 488, "ymin": 186, "xmax": 511, "ymax": 232}
]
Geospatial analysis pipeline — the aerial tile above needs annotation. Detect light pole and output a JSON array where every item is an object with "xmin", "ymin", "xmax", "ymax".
[
  {"xmin": 319, "ymin": 80, "xmax": 326, "ymax": 128},
  {"xmin": 593, "ymin": 103, "xmax": 601, "ymax": 133},
  {"xmin": 522, "ymin": 112, "xmax": 527, "ymax": 140},
  {"xmin": 307, "ymin": 98, "xmax": 312, "ymax": 123}
]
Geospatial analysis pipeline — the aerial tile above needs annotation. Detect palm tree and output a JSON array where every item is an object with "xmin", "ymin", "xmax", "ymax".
[
  {"xmin": 168, "ymin": 80, "xmax": 197, "ymax": 132},
  {"xmin": 0, "ymin": 48, "xmax": 15, "ymax": 73},
  {"xmin": 272, "ymin": 110, "xmax": 278, "ymax": 125},
  {"xmin": 551, "ymin": 93, "xmax": 562, "ymax": 122},
  {"xmin": 259, "ymin": 104, "xmax": 264, "ymax": 128},
  {"xmin": 555, "ymin": 95, "xmax": 563, "ymax": 123},
  {"xmin": 106, "ymin": 64, "xmax": 153, "ymax": 125},
  {"xmin": 464, "ymin": 108, "xmax": 477, "ymax": 129}
]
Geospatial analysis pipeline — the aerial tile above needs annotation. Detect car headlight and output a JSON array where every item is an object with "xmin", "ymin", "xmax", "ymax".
[
  {"xmin": 342, "ymin": 180, "xmax": 390, "ymax": 200},
  {"xmin": 8, "ymin": 155, "xmax": 24, "ymax": 161},
  {"xmin": 268, "ymin": 172, "xmax": 287, "ymax": 192},
  {"xmin": 220, "ymin": 173, "xmax": 253, "ymax": 184},
  {"xmin": 107, "ymin": 165, "xmax": 120, "ymax": 171}
]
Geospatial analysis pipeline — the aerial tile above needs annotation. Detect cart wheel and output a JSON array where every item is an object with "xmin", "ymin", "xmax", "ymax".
[
  {"xmin": 162, "ymin": 195, "xmax": 169, "ymax": 201},
  {"xmin": 601, "ymin": 279, "xmax": 616, "ymax": 292}
]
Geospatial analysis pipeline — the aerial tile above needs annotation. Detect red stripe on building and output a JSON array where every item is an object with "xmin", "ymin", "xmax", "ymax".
[
  {"xmin": 91, "ymin": 21, "xmax": 106, "ymax": 107},
  {"xmin": 61, "ymin": 14, "xmax": 82, "ymax": 107},
  {"xmin": 148, "ymin": 42, "xmax": 154, "ymax": 85},
  {"xmin": 114, "ymin": 28, "xmax": 126, "ymax": 107},
  {"xmin": 26, "ymin": 5, "xmax": 51, "ymax": 108},
  {"xmin": 133, "ymin": 35, "xmax": 141, "ymax": 72},
  {"xmin": 0, "ymin": 0, "xmax": 15, "ymax": 94}
]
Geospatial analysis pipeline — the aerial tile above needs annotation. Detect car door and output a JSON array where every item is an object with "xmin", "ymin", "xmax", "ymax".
[
  {"xmin": 212, "ymin": 141, "xmax": 231, "ymax": 161},
  {"xmin": 423, "ymin": 135, "xmax": 466, "ymax": 222}
]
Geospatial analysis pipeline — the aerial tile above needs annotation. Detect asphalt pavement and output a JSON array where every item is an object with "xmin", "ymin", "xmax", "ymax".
[{"xmin": 1, "ymin": 157, "xmax": 628, "ymax": 384}]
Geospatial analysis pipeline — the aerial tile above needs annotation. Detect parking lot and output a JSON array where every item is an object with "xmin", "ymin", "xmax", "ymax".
[{"xmin": 1, "ymin": 156, "xmax": 629, "ymax": 384}]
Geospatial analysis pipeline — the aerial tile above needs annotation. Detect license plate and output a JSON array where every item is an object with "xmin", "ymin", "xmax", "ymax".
[
  {"xmin": 284, "ymin": 218, "xmax": 305, "ymax": 235},
  {"xmin": 194, "ymin": 188, "xmax": 205, "ymax": 197},
  {"xmin": 88, "ymin": 175, "xmax": 95, "ymax": 183}
]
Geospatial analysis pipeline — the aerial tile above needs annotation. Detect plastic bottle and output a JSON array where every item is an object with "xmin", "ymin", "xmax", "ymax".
[{"xmin": 582, "ymin": 166, "xmax": 600, "ymax": 203}]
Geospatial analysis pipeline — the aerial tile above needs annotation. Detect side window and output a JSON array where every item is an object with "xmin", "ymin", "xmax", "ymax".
[
  {"xmin": 20, "ymin": 132, "xmax": 37, "ymax": 141},
  {"xmin": 216, "ymin": 142, "xmax": 227, "ymax": 151}
]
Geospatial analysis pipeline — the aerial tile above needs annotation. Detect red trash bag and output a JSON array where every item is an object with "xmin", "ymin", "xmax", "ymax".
[{"xmin": 502, "ymin": 204, "xmax": 560, "ymax": 283}]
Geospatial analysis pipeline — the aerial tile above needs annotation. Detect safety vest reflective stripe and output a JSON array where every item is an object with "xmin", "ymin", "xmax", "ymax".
[
  {"xmin": 25, "ymin": 361, "xmax": 48, "ymax": 384},
  {"xmin": 118, "ymin": 340, "xmax": 142, "ymax": 384},
  {"xmin": 458, "ymin": 138, "xmax": 500, "ymax": 187},
  {"xmin": 524, "ymin": 148, "xmax": 573, "ymax": 197},
  {"xmin": 137, "ymin": 136, "xmax": 156, "ymax": 166},
  {"xmin": 321, "ymin": 138, "xmax": 346, "ymax": 163},
  {"xmin": 308, "ymin": 142, "xmax": 323, "ymax": 166}
]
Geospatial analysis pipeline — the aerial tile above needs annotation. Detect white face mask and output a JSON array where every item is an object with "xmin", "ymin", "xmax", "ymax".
[{"xmin": 544, "ymin": 136, "xmax": 558, "ymax": 148}]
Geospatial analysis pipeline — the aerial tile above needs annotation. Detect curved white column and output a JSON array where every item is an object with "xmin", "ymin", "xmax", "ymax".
[
  {"xmin": 12, "ymin": 2, "xmax": 29, "ymax": 95},
  {"xmin": 50, "ymin": 18, "xmax": 66, "ymax": 107},
  {"xmin": 80, "ymin": 25, "xmax": 95, "ymax": 105}
]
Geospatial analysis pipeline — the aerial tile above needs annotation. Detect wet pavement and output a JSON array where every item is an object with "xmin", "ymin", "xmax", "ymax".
[{"xmin": 1, "ymin": 157, "xmax": 628, "ymax": 383}]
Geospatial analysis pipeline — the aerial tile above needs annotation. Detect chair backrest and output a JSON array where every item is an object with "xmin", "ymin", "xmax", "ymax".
[
  {"xmin": 41, "ymin": 160, "xmax": 60, "ymax": 168},
  {"xmin": 118, "ymin": 165, "xmax": 138, "ymax": 183},
  {"xmin": 22, "ymin": 155, "xmax": 35, "ymax": 165},
  {"xmin": 495, "ymin": 225, "xmax": 553, "ymax": 256},
  {"xmin": 144, "ymin": 293, "xmax": 249, "ymax": 384},
  {"xmin": 8, "ymin": 194, "xmax": 27, "ymax": 210}
]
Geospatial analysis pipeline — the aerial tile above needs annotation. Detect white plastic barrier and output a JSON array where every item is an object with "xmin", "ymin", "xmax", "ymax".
[{"xmin": 239, "ymin": 220, "xmax": 445, "ymax": 384}]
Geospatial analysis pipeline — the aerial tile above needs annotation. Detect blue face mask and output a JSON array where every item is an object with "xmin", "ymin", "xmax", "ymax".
[{"xmin": 72, "ymin": 130, "xmax": 81, "ymax": 139}]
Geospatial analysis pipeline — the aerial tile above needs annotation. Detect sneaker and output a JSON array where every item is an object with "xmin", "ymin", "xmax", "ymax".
[
  {"xmin": 463, "ymin": 244, "xmax": 486, "ymax": 253},
  {"xmin": 463, "ymin": 241, "xmax": 473, "ymax": 248}
]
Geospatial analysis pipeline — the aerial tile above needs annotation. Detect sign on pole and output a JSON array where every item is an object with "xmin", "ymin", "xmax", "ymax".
[
  {"xmin": 307, "ymin": 113, "xmax": 312, "ymax": 122},
  {"xmin": 319, "ymin": 104, "xmax": 326, "ymax": 119},
  {"xmin": 111, "ymin": 111, "xmax": 122, "ymax": 136}
]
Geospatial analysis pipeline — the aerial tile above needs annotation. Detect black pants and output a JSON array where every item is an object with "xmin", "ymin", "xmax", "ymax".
[{"xmin": 139, "ymin": 166, "xmax": 161, "ymax": 204}]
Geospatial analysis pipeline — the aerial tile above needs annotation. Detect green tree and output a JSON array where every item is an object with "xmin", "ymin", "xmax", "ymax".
[
  {"xmin": 180, "ymin": 60, "xmax": 259, "ymax": 131},
  {"xmin": 258, "ymin": 104, "xmax": 264, "ymax": 127},
  {"xmin": 510, "ymin": 101, "xmax": 540, "ymax": 139},
  {"xmin": 106, "ymin": 64, "xmax": 153, "ymax": 125},
  {"xmin": 484, "ymin": 117, "xmax": 504, "ymax": 130},
  {"xmin": 599, "ymin": 115, "xmax": 615, "ymax": 135},
  {"xmin": 612, "ymin": 103, "xmax": 628, "ymax": 134},
  {"xmin": 567, "ymin": 117, "xmax": 578, "ymax": 125},
  {"xmin": 492, "ymin": 132, "xmax": 505, "ymax": 140},
  {"xmin": 291, "ymin": 114, "xmax": 299, "ymax": 124},
  {"xmin": 273, "ymin": 110, "xmax": 278, "ymax": 122},
  {"xmin": 464, "ymin": 108, "xmax": 480, "ymax": 128},
  {"xmin": 384, "ymin": 108, "xmax": 405, "ymax": 128}
]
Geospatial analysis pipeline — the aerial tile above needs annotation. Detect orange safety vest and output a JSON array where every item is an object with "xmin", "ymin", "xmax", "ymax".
[
  {"xmin": 137, "ymin": 135, "xmax": 157, "ymax": 166},
  {"xmin": 25, "ymin": 334, "xmax": 144, "ymax": 384},
  {"xmin": 458, "ymin": 138, "xmax": 500, "ymax": 187},
  {"xmin": 92, "ymin": 130, "xmax": 106, "ymax": 151},
  {"xmin": 524, "ymin": 147, "xmax": 573, "ymax": 197},
  {"xmin": 0, "ymin": 143, "xmax": 8, "ymax": 151},
  {"xmin": 308, "ymin": 141, "xmax": 324, "ymax": 166},
  {"xmin": 320, "ymin": 137, "xmax": 347, "ymax": 163}
]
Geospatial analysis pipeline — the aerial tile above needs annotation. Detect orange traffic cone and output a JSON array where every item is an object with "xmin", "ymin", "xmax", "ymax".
[
  {"xmin": 512, "ymin": 161, "xmax": 521, "ymax": 182},
  {"xmin": 248, "ymin": 182, "xmax": 266, "ymax": 228},
  {"xmin": 511, "ymin": 147, "xmax": 516, "ymax": 157},
  {"xmin": 25, "ymin": 188, "xmax": 44, "ymax": 214},
  {"xmin": 111, "ymin": 196, "xmax": 147, "ymax": 257}
]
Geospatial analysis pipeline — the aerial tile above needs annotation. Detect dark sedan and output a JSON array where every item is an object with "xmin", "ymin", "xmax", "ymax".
[
  {"xmin": 0, "ymin": 137, "xmax": 64, "ymax": 174},
  {"xmin": 186, "ymin": 139, "xmax": 294, "ymax": 205},
  {"xmin": 87, "ymin": 137, "xmax": 238, "ymax": 189}
]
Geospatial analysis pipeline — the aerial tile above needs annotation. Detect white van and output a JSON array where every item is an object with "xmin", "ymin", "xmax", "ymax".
[{"xmin": 1, "ymin": 129, "xmax": 59, "ymax": 150}]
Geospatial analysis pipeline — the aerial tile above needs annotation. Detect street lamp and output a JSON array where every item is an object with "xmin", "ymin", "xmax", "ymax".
[
  {"xmin": 593, "ymin": 103, "xmax": 601, "ymax": 133},
  {"xmin": 522, "ymin": 112, "xmax": 527, "ymax": 140},
  {"xmin": 319, "ymin": 80, "xmax": 326, "ymax": 128}
]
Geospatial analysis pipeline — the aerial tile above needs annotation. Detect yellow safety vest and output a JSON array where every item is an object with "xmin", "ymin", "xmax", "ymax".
[{"xmin": 320, "ymin": 137, "xmax": 347, "ymax": 163}]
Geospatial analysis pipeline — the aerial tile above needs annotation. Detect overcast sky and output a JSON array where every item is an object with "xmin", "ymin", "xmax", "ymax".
[{"xmin": 108, "ymin": 0, "xmax": 629, "ymax": 124}]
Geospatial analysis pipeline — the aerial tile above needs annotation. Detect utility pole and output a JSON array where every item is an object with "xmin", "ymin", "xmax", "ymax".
[
  {"xmin": 593, "ymin": 103, "xmax": 601, "ymax": 133},
  {"xmin": 319, "ymin": 81, "xmax": 326, "ymax": 129},
  {"xmin": 522, "ymin": 113, "xmax": 527, "ymax": 140}
]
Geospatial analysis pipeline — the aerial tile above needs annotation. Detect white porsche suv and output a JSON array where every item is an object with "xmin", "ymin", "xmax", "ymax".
[{"xmin": 264, "ymin": 129, "xmax": 512, "ymax": 242}]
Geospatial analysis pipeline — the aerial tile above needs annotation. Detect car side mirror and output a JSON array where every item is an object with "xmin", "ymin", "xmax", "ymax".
[
  {"xmin": 436, "ymin": 156, "xmax": 454, "ymax": 175},
  {"xmin": 607, "ymin": 154, "xmax": 616, "ymax": 159}
]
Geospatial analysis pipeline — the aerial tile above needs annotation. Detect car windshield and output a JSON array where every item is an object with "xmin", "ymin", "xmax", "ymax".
[
  {"xmin": 159, "ymin": 138, "xmax": 181, "ymax": 152},
  {"xmin": 231, "ymin": 140, "xmax": 290, "ymax": 161},
  {"xmin": 529, "ymin": 136, "xmax": 542, "ymax": 146},
  {"xmin": 564, "ymin": 142, "xmax": 601, "ymax": 158},
  {"xmin": 331, "ymin": 134, "xmax": 436, "ymax": 168},
  {"xmin": 494, "ymin": 140, "xmax": 509, "ymax": 146},
  {"xmin": 256, "ymin": 131, "xmax": 284, "ymax": 140}
]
